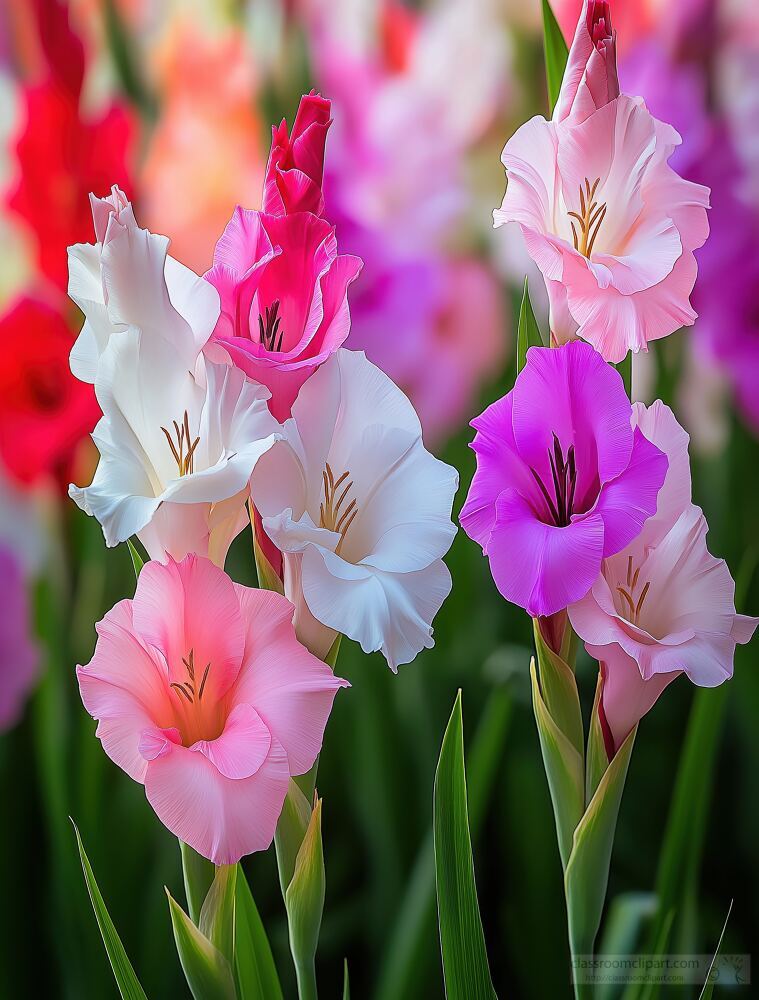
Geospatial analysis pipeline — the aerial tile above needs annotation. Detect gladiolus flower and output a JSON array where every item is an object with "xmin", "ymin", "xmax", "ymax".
[
  {"xmin": 0, "ymin": 545, "xmax": 37, "ymax": 732},
  {"xmin": 493, "ymin": 1, "xmax": 710, "ymax": 363},
  {"xmin": 569, "ymin": 402, "xmax": 758, "ymax": 755},
  {"xmin": 250, "ymin": 349, "xmax": 458, "ymax": 670},
  {"xmin": 4, "ymin": 0, "xmax": 133, "ymax": 291},
  {"xmin": 0, "ymin": 296, "xmax": 98, "ymax": 488},
  {"xmin": 460, "ymin": 341, "xmax": 667, "ymax": 618},
  {"xmin": 68, "ymin": 186, "xmax": 220, "ymax": 383},
  {"xmin": 204, "ymin": 207, "xmax": 362, "ymax": 421},
  {"xmin": 263, "ymin": 91, "xmax": 332, "ymax": 218},
  {"xmin": 69, "ymin": 331, "xmax": 281, "ymax": 567},
  {"xmin": 77, "ymin": 555, "xmax": 348, "ymax": 864}
]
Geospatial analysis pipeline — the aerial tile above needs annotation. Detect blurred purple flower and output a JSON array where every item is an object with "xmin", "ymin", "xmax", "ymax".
[{"xmin": 0, "ymin": 545, "xmax": 37, "ymax": 732}]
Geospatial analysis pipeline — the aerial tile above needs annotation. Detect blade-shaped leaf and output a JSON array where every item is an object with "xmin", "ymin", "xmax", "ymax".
[
  {"xmin": 517, "ymin": 278, "xmax": 545, "ymax": 374},
  {"xmin": 377, "ymin": 689, "xmax": 512, "ymax": 1000},
  {"xmin": 285, "ymin": 798, "xmax": 326, "ymax": 1000},
  {"xmin": 343, "ymin": 959, "xmax": 350, "ymax": 999},
  {"xmin": 596, "ymin": 893, "xmax": 656, "ymax": 1000},
  {"xmin": 542, "ymin": 0, "xmax": 569, "ymax": 114},
  {"xmin": 127, "ymin": 538, "xmax": 145, "ymax": 579},
  {"xmin": 433, "ymin": 691, "xmax": 496, "ymax": 1000},
  {"xmin": 234, "ymin": 867, "xmax": 284, "ymax": 1000},
  {"xmin": 181, "ymin": 841, "xmax": 215, "ymax": 925},
  {"xmin": 698, "ymin": 900, "xmax": 733, "ymax": 1000},
  {"xmin": 166, "ymin": 890, "xmax": 237, "ymax": 1000},
  {"xmin": 533, "ymin": 619, "xmax": 583, "ymax": 756},
  {"xmin": 530, "ymin": 659, "xmax": 584, "ymax": 868},
  {"xmin": 585, "ymin": 672, "xmax": 610, "ymax": 804},
  {"xmin": 199, "ymin": 865, "xmax": 237, "ymax": 966},
  {"xmin": 71, "ymin": 821, "xmax": 148, "ymax": 1000},
  {"xmin": 565, "ymin": 727, "xmax": 636, "ymax": 959}
]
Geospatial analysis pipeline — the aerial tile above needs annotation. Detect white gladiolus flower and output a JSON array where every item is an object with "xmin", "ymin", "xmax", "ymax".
[
  {"xmin": 250, "ymin": 349, "xmax": 458, "ymax": 670},
  {"xmin": 67, "ymin": 186, "xmax": 219, "ymax": 383}
]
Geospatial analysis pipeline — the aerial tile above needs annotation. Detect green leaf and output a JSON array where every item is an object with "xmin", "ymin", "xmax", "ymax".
[
  {"xmin": 127, "ymin": 538, "xmax": 145, "ymax": 579},
  {"xmin": 285, "ymin": 798, "xmax": 326, "ymax": 1000},
  {"xmin": 199, "ymin": 866, "xmax": 237, "ymax": 965},
  {"xmin": 377, "ymin": 689, "xmax": 512, "ymax": 1000},
  {"xmin": 433, "ymin": 691, "xmax": 496, "ymax": 1000},
  {"xmin": 533, "ymin": 619, "xmax": 584, "ymax": 757},
  {"xmin": 699, "ymin": 900, "xmax": 733, "ymax": 1000},
  {"xmin": 530, "ymin": 658, "xmax": 584, "ymax": 869},
  {"xmin": 565, "ymin": 726, "xmax": 637, "ymax": 960},
  {"xmin": 324, "ymin": 633, "xmax": 342, "ymax": 669},
  {"xmin": 71, "ymin": 821, "xmax": 149, "ymax": 1000},
  {"xmin": 181, "ymin": 841, "xmax": 215, "ymax": 925},
  {"xmin": 275, "ymin": 779, "xmax": 313, "ymax": 897},
  {"xmin": 166, "ymin": 890, "xmax": 237, "ymax": 1000},
  {"xmin": 234, "ymin": 868, "xmax": 284, "ymax": 1000},
  {"xmin": 585, "ymin": 672, "xmax": 610, "ymax": 804},
  {"xmin": 343, "ymin": 959, "xmax": 350, "ymax": 999},
  {"xmin": 541, "ymin": 0, "xmax": 569, "ymax": 114},
  {"xmin": 595, "ymin": 893, "xmax": 656, "ymax": 1000},
  {"xmin": 516, "ymin": 278, "xmax": 545, "ymax": 373},
  {"xmin": 616, "ymin": 353, "xmax": 633, "ymax": 398}
]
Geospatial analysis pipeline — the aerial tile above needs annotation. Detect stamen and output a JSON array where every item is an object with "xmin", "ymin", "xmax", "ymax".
[
  {"xmin": 198, "ymin": 663, "xmax": 211, "ymax": 701},
  {"xmin": 320, "ymin": 463, "xmax": 359, "ymax": 556},
  {"xmin": 567, "ymin": 176, "xmax": 606, "ymax": 258},
  {"xmin": 160, "ymin": 411, "xmax": 200, "ymax": 478},
  {"xmin": 171, "ymin": 649, "xmax": 211, "ymax": 705},
  {"xmin": 616, "ymin": 568, "xmax": 651, "ymax": 625},
  {"xmin": 258, "ymin": 299, "xmax": 284, "ymax": 352},
  {"xmin": 616, "ymin": 586, "xmax": 637, "ymax": 620}
]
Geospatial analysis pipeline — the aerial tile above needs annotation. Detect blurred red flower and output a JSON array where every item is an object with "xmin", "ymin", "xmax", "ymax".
[
  {"xmin": 0, "ymin": 296, "xmax": 98, "ymax": 487},
  {"xmin": 4, "ymin": 0, "xmax": 134, "ymax": 290}
]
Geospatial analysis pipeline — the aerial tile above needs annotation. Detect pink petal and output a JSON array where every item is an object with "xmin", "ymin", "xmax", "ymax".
[
  {"xmin": 231, "ymin": 586, "xmax": 349, "ymax": 775},
  {"xmin": 590, "ymin": 427, "xmax": 668, "ymax": 557},
  {"xmin": 144, "ymin": 737, "xmax": 290, "ymax": 864},
  {"xmin": 191, "ymin": 703, "xmax": 272, "ymax": 780},
  {"xmin": 132, "ymin": 555, "xmax": 245, "ymax": 703}
]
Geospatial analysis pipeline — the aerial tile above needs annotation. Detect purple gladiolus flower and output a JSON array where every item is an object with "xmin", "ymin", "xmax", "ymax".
[{"xmin": 460, "ymin": 341, "xmax": 668, "ymax": 617}]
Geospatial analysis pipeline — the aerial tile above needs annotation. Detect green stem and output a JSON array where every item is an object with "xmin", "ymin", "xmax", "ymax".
[{"xmin": 294, "ymin": 956, "xmax": 318, "ymax": 1000}]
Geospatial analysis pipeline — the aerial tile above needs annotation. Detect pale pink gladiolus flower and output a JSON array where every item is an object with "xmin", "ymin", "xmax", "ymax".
[
  {"xmin": 569, "ymin": 402, "xmax": 758, "ymax": 756},
  {"xmin": 77, "ymin": 555, "xmax": 348, "ymax": 864},
  {"xmin": 494, "ymin": 1, "xmax": 710, "ymax": 363}
]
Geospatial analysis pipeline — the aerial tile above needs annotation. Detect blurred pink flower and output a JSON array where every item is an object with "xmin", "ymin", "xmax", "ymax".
[
  {"xmin": 570, "ymin": 402, "xmax": 757, "ymax": 755},
  {"xmin": 263, "ymin": 91, "xmax": 331, "ymax": 217},
  {"xmin": 205, "ymin": 206, "xmax": 362, "ymax": 421},
  {"xmin": 460, "ymin": 341, "xmax": 667, "ymax": 618},
  {"xmin": 77, "ymin": 554, "xmax": 348, "ymax": 864},
  {"xmin": 305, "ymin": 0, "xmax": 510, "ymax": 442},
  {"xmin": 495, "ymin": 1, "xmax": 710, "ymax": 363},
  {"xmin": 139, "ymin": 19, "xmax": 265, "ymax": 274},
  {"xmin": 0, "ymin": 545, "xmax": 37, "ymax": 731}
]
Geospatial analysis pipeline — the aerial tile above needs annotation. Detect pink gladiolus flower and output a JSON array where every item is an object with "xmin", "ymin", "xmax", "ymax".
[
  {"xmin": 494, "ymin": 2, "xmax": 710, "ymax": 363},
  {"xmin": 569, "ymin": 402, "xmax": 757, "ymax": 756},
  {"xmin": 460, "ymin": 341, "xmax": 667, "ymax": 618},
  {"xmin": 555, "ymin": 0, "xmax": 619, "ymax": 125},
  {"xmin": 263, "ymin": 91, "xmax": 331, "ymax": 218},
  {"xmin": 0, "ymin": 545, "xmax": 37, "ymax": 732},
  {"xmin": 204, "ymin": 207, "xmax": 362, "ymax": 421},
  {"xmin": 77, "ymin": 555, "xmax": 348, "ymax": 864}
]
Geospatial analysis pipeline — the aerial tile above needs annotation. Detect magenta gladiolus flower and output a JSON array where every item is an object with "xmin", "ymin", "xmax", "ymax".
[
  {"xmin": 569, "ymin": 402, "xmax": 758, "ymax": 755},
  {"xmin": 494, "ymin": 0, "xmax": 710, "ymax": 363},
  {"xmin": 0, "ymin": 545, "xmax": 37, "ymax": 731},
  {"xmin": 263, "ymin": 91, "xmax": 332, "ymax": 218},
  {"xmin": 77, "ymin": 555, "xmax": 348, "ymax": 864},
  {"xmin": 460, "ymin": 341, "xmax": 667, "ymax": 618},
  {"xmin": 205, "ymin": 207, "xmax": 362, "ymax": 421}
]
